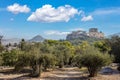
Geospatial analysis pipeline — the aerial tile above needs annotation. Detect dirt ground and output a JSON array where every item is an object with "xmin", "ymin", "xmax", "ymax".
[{"xmin": 0, "ymin": 67, "xmax": 120, "ymax": 80}]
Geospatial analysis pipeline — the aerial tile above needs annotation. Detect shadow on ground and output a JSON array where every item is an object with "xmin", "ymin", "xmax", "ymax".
[{"xmin": 0, "ymin": 75, "xmax": 89, "ymax": 80}]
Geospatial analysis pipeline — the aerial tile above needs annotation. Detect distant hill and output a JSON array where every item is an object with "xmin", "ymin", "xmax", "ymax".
[
  {"xmin": 2, "ymin": 38, "xmax": 21, "ymax": 45},
  {"xmin": 28, "ymin": 35, "xmax": 45, "ymax": 42},
  {"xmin": 112, "ymin": 32, "xmax": 120, "ymax": 36},
  {"xmin": 108, "ymin": 32, "xmax": 120, "ymax": 38}
]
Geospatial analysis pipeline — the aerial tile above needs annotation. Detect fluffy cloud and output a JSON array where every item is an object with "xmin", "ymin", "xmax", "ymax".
[
  {"xmin": 27, "ymin": 4, "xmax": 78, "ymax": 22},
  {"xmin": 7, "ymin": 3, "xmax": 30, "ymax": 14},
  {"xmin": 81, "ymin": 15, "xmax": 93, "ymax": 22},
  {"xmin": 44, "ymin": 30, "xmax": 70, "ymax": 35}
]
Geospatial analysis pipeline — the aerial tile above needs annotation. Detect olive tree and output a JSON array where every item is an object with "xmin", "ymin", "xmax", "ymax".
[
  {"xmin": 15, "ymin": 43, "xmax": 43, "ymax": 77},
  {"xmin": 2, "ymin": 50, "xmax": 19, "ymax": 66},
  {"xmin": 15, "ymin": 43, "xmax": 57, "ymax": 77},
  {"xmin": 72, "ymin": 54, "xmax": 82, "ymax": 68},
  {"xmin": 53, "ymin": 41, "xmax": 74, "ymax": 68},
  {"xmin": 94, "ymin": 41, "xmax": 111, "ymax": 53},
  {"xmin": 105, "ymin": 36, "xmax": 120, "ymax": 71},
  {"xmin": 42, "ymin": 54, "xmax": 56, "ymax": 71},
  {"xmin": 78, "ymin": 46, "xmax": 113, "ymax": 77},
  {"xmin": 0, "ymin": 55, "xmax": 3, "ymax": 66},
  {"xmin": 105, "ymin": 36, "xmax": 120, "ymax": 63}
]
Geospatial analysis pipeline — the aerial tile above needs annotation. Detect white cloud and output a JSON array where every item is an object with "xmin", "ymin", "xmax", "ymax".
[
  {"xmin": 7, "ymin": 3, "xmax": 30, "ymax": 14},
  {"xmin": 44, "ymin": 30, "xmax": 70, "ymax": 35},
  {"xmin": 27, "ymin": 4, "xmax": 78, "ymax": 22},
  {"xmin": 81, "ymin": 15, "xmax": 93, "ymax": 22},
  {"xmin": 70, "ymin": 28, "xmax": 84, "ymax": 31},
  {"xmin": 92, "ymin": 7, "xmax": 120, "ymax": 15}
]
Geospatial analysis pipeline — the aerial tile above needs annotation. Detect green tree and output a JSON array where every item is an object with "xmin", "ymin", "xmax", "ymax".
[
  {"xmin": 94, "ymin": 41, "xmax": 111, "ymax": 53},
  {"xmin": 0, "ymin": 55, "xmax": 3, "ymax": 66},
  {"xmin": 72, "ymin": 54, "xmax": 82, "ymax": 68},
  {"xmin": 105, "ymin": 36, "xmax": 120, "ymax": 63},
  {"xmin": 15, "ymin": 43, "xmax": 42, "ymax": 77},
  {"xmin": 2, "ymin": 50, "xmax": 19, "ymax": 66},
  {"xmin": 15, "ymin": 43, "xmax": 56, "ymax": 77},
  {"xmin": 19, "ymin": 39, "xmax": 26, "ymax": 51},
  {"xmin": 44, "ymin": 40, "xmax": 59, "ymax": 46},
  {"xmin": 13, "ymin": 43, "xmax": 18, "ymax": 47},
  {"xmin": 14, "ymin": 51, "xmax": 29, "ymax": 72},
  {"xmin": 0, "ymin": 44, "xmax": 4, "ymax": 53},
  {"xmin": 53, "ymin": 41, "xmax": 74, "ymax": 68},
  {"xmin": 75, "ymin": 41, "xmax": 90, "ymax": 54},
  {"xmin": 78, "ymin": 46, "xmax": 113, "ymax": 77},
  {"xmin": 42, "ymin": 54, "xmax": 56, "ymax": 71}
]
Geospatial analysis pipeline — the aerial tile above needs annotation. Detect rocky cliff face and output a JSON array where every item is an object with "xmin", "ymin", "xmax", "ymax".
[
  {"xmin": 66, "ymin": 30, "xmax": 89, "ymax": 40},
  {"xmin": 66, "ymin": 28, "xmax": 104, "ymax": 40}
]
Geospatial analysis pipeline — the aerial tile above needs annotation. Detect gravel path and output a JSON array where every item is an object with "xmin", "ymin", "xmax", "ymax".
[{"xmin": 0, "ymin": 67, "xmax": 120, "ymax": 80}]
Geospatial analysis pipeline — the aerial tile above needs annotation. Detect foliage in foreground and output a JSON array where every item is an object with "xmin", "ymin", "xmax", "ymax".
[
  {"xmin": 0, "ymin": 38, "xmax": 117, "ymax": 78},
  {"xmin": 105, "ymin": 36, "xmax": 120, "ymax": 63},
  {"xmin": 76, "ymin": 46, "xmax": 113, "ymax": 77}
]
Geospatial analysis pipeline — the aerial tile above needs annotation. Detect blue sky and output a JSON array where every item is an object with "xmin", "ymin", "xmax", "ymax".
[{"xmin": 0, "ymin": 0, "xmax": 120, "ymax": 39}]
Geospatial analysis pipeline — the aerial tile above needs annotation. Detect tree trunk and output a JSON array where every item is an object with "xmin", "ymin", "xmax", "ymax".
[
  {"xmin": 59, "ymin": 61, "xmax": 64, "ymax": 68},
  {"xmin": 39, "ymin": 64, "xmax": 42, "ymax": 77},
  {"xmin": 88, "ymin": 67, "xmax": 97, "ymax": 77},
  {"xmin": 89, "ymin": 71, "xmax": 97, "ymax": 77},
  {"xmin": 31, "ymin": 64, "xmax": 41, "ymax": 77}
]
